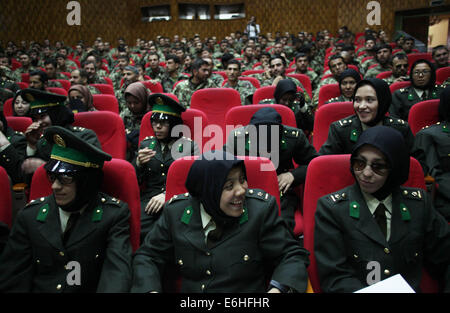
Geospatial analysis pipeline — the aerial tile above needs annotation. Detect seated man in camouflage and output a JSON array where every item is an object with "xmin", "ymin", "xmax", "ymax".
[
  {"xmin": 382, "ymin": 53, "xmax": 409, "ymax": 86},
  {"xmin": 223, "ymin": 59, "xmax": 255, "ymax": 105}
]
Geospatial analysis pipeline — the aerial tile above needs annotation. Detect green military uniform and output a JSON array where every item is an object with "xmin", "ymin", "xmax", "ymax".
[
  {"xmin": 114, "ymin": 85, "xmax": 127, "ymax": 112},
  {"xmin": 225, "ymin": 122, "xmax": 318, "ymax": 230},
  {"xmin": 360, "ymin": 58, "xmax": 378, "ymax": 76},
  {"xmin": 0, "ymin": 79, "xmax": 20, "ymax": 94},
  {"xmin": 382, "ymin": 75, "xmax": 403, "ymax": 86},
  {"xmin": 312, "ymin": 76, "xmax": 339, "ymax": 110},
  {"xmin": 241, "ymin": 59, "xmax": 258, "ymax": 72},
  {"xmin": 1, "ymin": 67, "xmax": 21, "ymax": 82},
  {"xmin": 223, "ymin": 80, "xmax": 256, "ymax": 105},
  {"xmin": 318, "ymin": 115, "xmax": 415, "ymax": 155},
  {"xmin": 145, "ymin": 66, "xmax": 165, "ymax": 81},
  {"xmin": 173, "ymin": 77, "xmax": 218, "ymax": 108},
  {"xmin": 315, "ymin": 184, "xmax": 450, "ymax": 292},
  {"xmin": 444, "ymin": 77, "xmax": 450, "ymax": 87},
  {"xmin": 0, "ymin": 126, "xmax": 132, "ymax": 292},
  {"xmin": 160, "ymin": 72, "xmax": 190, "ymax": 93},
  {"xmin": 412, "ymin": 122, "xmax": 450, "ymax": 221},
  {"xmin": 260, "ymin": 76, "xmax": 312, "ymax": 105},
  {"xmin": 390, "ymin": 85, "xmax": 445, "ymax": 121},
  {"xmin": 131, "ymin": 190, "xmax": 310, "ymax": 293},
  {"xmin": 210, "ymin": 73, "xmax": 224, "ymax": 87},
  {"xmin": 296, "ymin": 70, "xmax": 320, "ymax": 91},
  {"xmin": 364, "ymin": 64, "xmax": 392, "ymax": 79},
  {"xmin": 0, "ymin": 127, "xmax": 27, "ymax": 184},
  {"xmin": 325, "ymin": 95, "xmax": 353, "ymax": 104},
  {"xmin": 87, "ymin": 85, "xmax": 101, "ymax": 95},
  {"xmin": 47, "ymin": 80, "xmax": 63, "ymax": 88},
  {"xmin": 109, "ymin": 68, "xmax": 124, "ymax": 91},
  {"xmin": 14, "ymin": 66, "xmax": 37, "ymax": 76}
]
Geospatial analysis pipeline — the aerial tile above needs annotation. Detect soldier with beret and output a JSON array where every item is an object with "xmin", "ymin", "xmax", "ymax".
[
  {"xmin": 319, "ymin": 78, "xmax": 415, "ymax": 155},
  {"xmin": 412, "ymin": 86, "xmax": 450, "ymax": 221},
  {"xmin": 0, "ymin": 126, "xmax": 132, "ymax": 292},
  {"xmin": 20, "ymin": 88, "xmax": 99, "ymax": 178},
  {"xmin": 225, "ymin": 107, "xmax": 318, "ymax": 231},
  {"xmin": 390, "ymin": 59, "xmax": 445, "ymax": 121},
  {"xmin": 132, "ymin": 150, "xmax": 310, "ymax": 293},
  {"xmin": 315, "ymin": 126, "xmax": 450, "ymax": 293},
  {"xmin": 134, "ymin": 93, "xmax": 199, "ymax": 242}
]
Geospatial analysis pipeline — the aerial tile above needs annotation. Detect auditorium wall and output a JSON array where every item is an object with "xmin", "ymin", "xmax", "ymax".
[{"xmin": 1, "ymin": 0, "xmax": 448, "ymax": 46}]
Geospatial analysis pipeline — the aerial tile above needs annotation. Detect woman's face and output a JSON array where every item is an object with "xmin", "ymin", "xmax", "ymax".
[
  {"xmin": 69, "ymin": 90, "xmax": 85, "ymax": 104},
  {"xmin": 353, "ymin": 145, "xmax": 390, "ymax": 194},
  {"xmin": 219, "ymin": 166, "xmax": 248, "ymax": 217},
  {"xmin": 14, "ymin": 95, "xmax": 30, "ymax": 116},
  {"xmin": 151, "ymin": 118, "xmax": 170, "ymax": 140},
  {"xmin": 32, "ymin": 113, "xmax": 52, "ymax": 130},
  {"xmin": 354, "ymin": 85, "xmax": 378, "ymax": 124},
  {"xmin": 340, "ymin": 76, "xmax": 357, "ymax": 99},
  {"xmin": 126, "ymin": 94, "xmax": 145, "ymax": 114},
  {"xmin": 412, "ymin": 63, "xmax": 432, "ymax": 88}
]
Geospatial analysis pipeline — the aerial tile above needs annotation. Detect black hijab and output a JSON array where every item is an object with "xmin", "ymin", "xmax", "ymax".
[
  {"xmin": 438, "ymin": 85, "xmax": 450, "ymax": 122},
  {"xmin": 338, "ymin": 68, "xmax": 361, "ymax": 94},
  {"xmin": 249, "ymin": 107, "xmax": 282, "ymax": 153},
  {"xmin": 274, "ymin": 79, "xmax": 297, "ymax": 103},
  {"xmin": 185, "ymin": 150, "xmax": 246, "ymax": 227},
  {"xmin": 351, "ymin": 126, "xmax": 409, "ymax": 201},
  {"xmin": 410, "ymin": 59, "xmax": 436, "ymax": 90},
  {"xmin": 353, "ymin": 78, "xmax": 391, "ymax": 127}
]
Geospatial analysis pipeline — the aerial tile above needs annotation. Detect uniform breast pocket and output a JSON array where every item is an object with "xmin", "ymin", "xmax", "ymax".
[
  {"xmin": 346, "ymin": 238, "xmax": 375, "ymax": 275},
  {"xmin": 437, "ymin": 143, "xmax": 450, "ymax": 172},
  {"xmin": 174, "ymin": 248, "xmax": 200, "ymax": 278},
  {"xmin": 226, "ymin": 244, "xmax": 263, "ymax": 279}
]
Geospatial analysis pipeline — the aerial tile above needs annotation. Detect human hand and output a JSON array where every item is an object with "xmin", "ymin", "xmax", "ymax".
[
  {"xmin": 278, "ymin": 172, "xmax": 294, "ymax": 194},
  {"xmin": 25, "ymin": 121, "xmax": 44, "ymax": 148},
  {"xmin": 267, "ymin": 287, "xmax": 281, "ymax": 293},
  {"xmin": 137, "ymin": 148, "xmax": 156, "ymax": 166},
  {"xmin": 145, "ymin": 193, "xmax": 166, "ymax": 215}
]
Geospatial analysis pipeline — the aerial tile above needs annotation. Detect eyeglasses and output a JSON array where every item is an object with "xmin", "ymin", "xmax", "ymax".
[
  {"xmin": 151, "ymin": 119, "xmax": 170, "ymax": 127},
  {"xmin": 394, "ymin": 64, "xmax": 408, "ymax": 69},
  {"xmin": 412, "ymin": 70, "xmax": 431, "ymax": 76},
  {"xmin": 352, "ymin": 158, "xmax": 390, "ymax": 176},
  {"xmin": 47, "ymin": 172, "xmax": 76, "ymax": 185}
]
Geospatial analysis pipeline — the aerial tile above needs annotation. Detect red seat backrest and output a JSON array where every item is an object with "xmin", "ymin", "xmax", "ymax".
[
  {"xmin": 3, "ymin": 98, "xmax": 14, "ymax": 117},
  {"xmin": 376, "ymin": 71, "xmax": 393, "ymax": 79},
  {"xmin": 224, "ymin": 104, "xmax": 297, "ymax": 139},
  {"xmin": 141, "ymin": 80, "xmax": 163, "ymax": 93},
  {"xmin": 407, "ymin": 99, "xmax": 440, "ymax": 135},
  {"xmin": 213, "ymin": 71, "xmax": 227, "ymax": 80},
  {"xmin": 89, "ymin": 84, "xmax": 115, "ymax": 95},
  {"xmin": 73, "ymin": 111, "xmax": 126, "ymax": 159},
  {"xmin": 287, "ymin": 73, "xmax": 313, "ymax": 98},
  {"xmin": 241, "ymin": 70, "xmax": 264, "ymax": 76},
  {"xmin": 0, "ymin": 167, "xmax": 12, "ymax": 228},
  {"xmin": 21, "ymin": 73, "xmax": 29, "ymax": 83},
  {"xmin": 61, "ymin": 72, "xmax": 71, "ymax": 79},
  {"xmin": 102, "ymin": 77, "xmax": 114, "ymax": 87},
  {"xmin": 51, "ymin": 79, "xmax": 71, "ymax": 92},
  {"xmin": 46, "ymin": 87, "xmax": 68, "ymax": 97},
  {"xmin": 312, "ymin": 101, "xmax": 354, "ymax": 152},
  {"xmin": 92, "ymin": 94, "xmax": 119, "ymax": 114},
  {"xmin": 166, "ymin": 156, "xmax": 281, "ymax": 213},
  {"xmin": 29, "ymin": 160, "xmax": 141, "ymax": 252},
  {"xmin": 5, "ymin": 116, "xmax": 33, "ymax": 133},
  {"xmin": 317, "ymin": 84, "xmax": 341, "ymax": 108},
  {"xmin": 17, "ymin": 82, "xmax": 29, "ymax": 90},
  {"xmin": 436, "ymin": 66, "xmax": 450, "ymax": 85},
  {"xmin": 303, "ymin": 155, "xmax": 437, "ymax": 293},
  {"xmin": 238, "ymin": 77, "xmax": 261, "ymax": 89},
  {"xmin": 390, "ymin": 81, "xmax": 411, "ymax": 94},
  {"xmin": 253, "ymin": 86, "xmax": 276, "ymax": 104},
  {"xmin": 190, "ymin": 88, "xmax": 241, "ymax": 151},
  {"xmin": 407, "ymin": 53, "xmax": 433, "ymax": 71},
  {"xmin": 347, "ymin": 64, "xmax": 360, "ymax": 74}
]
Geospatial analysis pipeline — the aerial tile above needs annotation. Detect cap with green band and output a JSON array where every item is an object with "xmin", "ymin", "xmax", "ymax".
[
  {"xmin": 21, "ymin": 88, "xmax": 66, "ymax": 115},
  {"xmin": 149, "ymin": 93, "xmax": 185, "ymax": 117}
]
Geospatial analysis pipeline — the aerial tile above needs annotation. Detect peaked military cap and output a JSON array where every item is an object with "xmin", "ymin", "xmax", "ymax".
[
  {"xmin": 43, "ymin": 126, "xmax": 111, "ymax": 173},
  {"xmin": 21, "ymin": 88, "xmax": 66, "ymax": 115},
  {"xmin": 149, "ymin": 93, "xmax": 186, "ymax": 118}
]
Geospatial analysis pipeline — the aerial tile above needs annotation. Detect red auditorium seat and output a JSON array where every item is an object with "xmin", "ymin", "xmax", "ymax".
[
  {"xmin": 141, "ymin": 80, "xmax": 163, "ymax": 93},
  {"xmin": 312, "ymin": 101, "xmax": 354, "ymax": 152},
  {"xmin": 73, "ymin": 111, "xmax": 127, "ymax": 159},
  {"xmin": 222, "ymin": 77, "xmax": 261, "ymax": 89},
  {"xmin": 407, "ymin": 99, "xmax": 440, "ymax": 135},
  {"xmin": 390, "ymin": 81, "xmax": 411, "ymax": 94},
  {"xmin": 317, "ymin": 83, "xmax": 341, "ymax": 108},
  {"xmin": 287, "ymin": 73, "xmax": 313, "ymax": 98},
  {"xmin": 3, "ymin": 98, "xmax": 13, "ymax": 117},
  {"xmin": 51, "ymin": 79, "xmax": 71, "ymax": 91},
  {"xmin": 253, "ymin": 86, "xmax": 276, "ymax": 104},
  {"xmin": 89, "ymin": 84, "xmax": 115, "ymax": 95},
  {"xmin": 376, "ymin": 71, "xmax": 393, "ymax": 79},
  {"xmin": 241, "ymin": 69, "xmax": 264, "ymax": 76},
  {"xmin": 436, "ymin": 66, "xmax": 450, "ymax": 85},
  {"xmin": 5, "ymin": 116, "xmax": 32, "ymax": 133},
  {"xmin": 303, "ymin": 154, "xmax": 439, "ymax": 293},
  {"xmin": 46, "ymin": 87, "xmax": 68, "ymax": 97},
  {"xmin": 29, "ymin": 159, "xmax": 141, "ymax": 252},
  {"xmin": 21, "ymin": 73, "xmax": 30, "ymax": 83},
  {"xmin": 17, "ymin": 82, "xmax": 29, "ymax": 90},
  {"xmin": 92, "ymin": 94, "xmax": 119, "ymax": 114},
  {"xmin": 0, "ymin": 167, "xmax": 12, "ymax": 228},
  {"xmin": 190, "ymin": 88, "xmax": 241, "ymax": 151},
  {"xmin": 407, "ymin": 53, "xmax": 433, "ymax": 71}
]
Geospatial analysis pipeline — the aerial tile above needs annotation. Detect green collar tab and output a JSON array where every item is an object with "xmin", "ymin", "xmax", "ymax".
[
  {"xmin": 92, "ymin": 206, "xmax": 103, "ymax": 222},
  {"xmin": 149, "ymin": 139, "xmax": 156, "ymax": 150},
  {"xmin": 400, "ymin": 203, "xmax": 411, "ymax": 221},
  {"xmin": 36, "ymin": 204, "xmax": 50, "ymax": 222},
  {"xmin": 350, "ymin": 129, "xmax": 359, "ymax": 143},
  {"xmin": 442, "ymin": 124, "xmax": 450, "ymax": 133},
  {"xmin": 181, "ymin": 206, "xmax": 193, "ymax": 225},
  {"xmin": 239, "ymin": 206, "xmax": 248, "ymax": 224},
  {"xmin": 349, "ymin": 201, "xmax": 360, "ymax": 219},
  {"xmin": 408, "ymin": 93, "xmax": 414, "ymax": 101}
]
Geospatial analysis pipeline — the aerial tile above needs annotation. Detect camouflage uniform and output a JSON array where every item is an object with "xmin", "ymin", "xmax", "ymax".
[
  {"xmin": 173, "ymin": 78, "xmax": 218, "ymax": 108},
  {"xmin": 311, "ymin": 76, "xmax": 339, "ymax": 110},
  {"xmin": 260, "ymin": 76, "xmax": 312, "ymax": 105},
  {"xmin": 364, "ymin": 64, "xmax": 391, "ymax": 79},
  {"xmin": 210, "ymin": 73, "xmax": 224, "ymax": 87},
  {"xmin": 109, "ymin": 69, "xmax": 124, "ymax": 91},
  {"xmin": 223, "ymin": 80, "xmax": 256, "ymax": 105},
  {"xmin": 14, "ymin": 66, "xmax": 37, "ymax": 76},
  {"xmin": 241, "ymin": 59, "xmax": 258, "ymax": 72},
  {"xmin": 145, "ymin": 66, "xmax": 165, "ymax": 81},
  {"xmin": 296, "ymin": 70, "xmax": 320, "ymax": 91},
  {"xmin": 1, "ymin": 67, "xmax": 21, "ymax": 82},
  {"xmin": 160, "ymin": 72, "xmax": 190, "ymax": 93}
]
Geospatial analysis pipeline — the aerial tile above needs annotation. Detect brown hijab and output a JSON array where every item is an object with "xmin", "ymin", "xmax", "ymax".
[
  {"xmin": 124, "ymin": 82, "xmax": 150, "ymax": 114},
  {"xmin": 68, "ymin": 85, "xmax": 94, "ymax": 110}
]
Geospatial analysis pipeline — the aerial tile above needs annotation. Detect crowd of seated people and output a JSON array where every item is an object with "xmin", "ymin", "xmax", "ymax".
[{"xmin": 0, "ymin": 26, "xmax": 449, "ymax": 293}]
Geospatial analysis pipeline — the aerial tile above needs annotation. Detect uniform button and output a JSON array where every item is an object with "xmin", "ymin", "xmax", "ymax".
[
  {"xmin": 205, "ymin": 252, "xmax": 211, "ymax": 256},
  {"xmin": 201, "ymin": 284, "xmax": 205, "ymax": 291},
  {"xmin": 101, "ymin": 198, "xmax": 106, "ymax": 203},
  {"xmin": 42, "ymin": 209, "xmax": 47, "ymax": 213},
  {"xmin": 36, "ymin": 259, "xmax": 40, "ymax": 264},
  {"xmin": 384, "ymin": 269, "xmax": 390, "ymax": 275},
  {"xmin": 415, "ymin": 252, "xmax": 419, "ymax": 257},
  {"xmin": 160, "ymin": 164, "xmax": 164, "ymax": 167},
  {"xmin": 178, "ymin": 259, "xmax": 183, "ymax": 266},
  {"xmin": 384, "ymin": 248, "xmax": 390, "ymax": 254},
  {"xmin": 249, "ymin": 190, "xmax": 254, "ymax": 194},
  {"xmin": 186, "ymin": 210, "xmax": 191, "ymax": 215},
  {"xmin": 161, "ymin": 173, "xmax": 165, "ymax": 176},
  {"xmin": 403, "ymin": 190, "xmax": 408, "ymax": 195},
  {"xmin": 243, "ymin": 255, "xmax": 250, "ymax": 261},
  {"xmin": 59, "ymin": 251, "xmax": 65, "ymax": 257},
  {"xmin": 95, "ymin": 254, "xmax": 99, "ymax": 259},
  {"xmin": 56, "ymin": 284, "xmax": 62, "ymax": 290},
  {"xmin": 353, "ymin": 254, "xmax": 358, "ymax": 259},
  {"xmin": 206, "ymin": 270, "xmax": 211, "ymax": 276}
]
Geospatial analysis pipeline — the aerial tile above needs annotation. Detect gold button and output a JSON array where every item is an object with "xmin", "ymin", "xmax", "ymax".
[
  {"xmin": 384, "ymin": 269, "xmax": 390, "ymax": 275},
  {"xmin": 96, "ymin": 209, "xmax": 101, "ymax": 213},
  {"xmin": 384, "ymin": 248, "xmax": 390, "ymax": 254},
  {"xmin": 205, "ymin": 252, "xmax": 211, "ymax": 256},
  {"xmin": 402, "ymin": 207, "xmax": 407, "ymax": 212},
  {"xmin": 161, "ymin": 173, "xmax": 165, "ymax": 176},
  {"xmin": 243, "ymin": 255, "xmax": 250, "ymax": 261},
  {"xmin": 95, "ymin": 254, "xmax": 99, "ymax": 259},
  {"xmin": 206, "ymin": 270, "xmax": 211, "ymax": 276},
  {"xmin": 36, "ymin": 259, "xmax": 40, "ymax": 264},
  {"xmin": 178, "ymin": 259, "xmax": 183, "ymax": 266},
  {"xmin": 59, "ymin": 251, "xmax": 65, "ymax": 257},
  {"xmin": 249, "ymin": 190, "xmax": 254, "ymax": 194},
  {"xmin": 40, "ymin": 197, "xmax": 45, "ymax": 202},
  {"xmin": 415, "ymin": 252, "xmax": 419, "ymax": 257},
  {"xmin": 56, "ymin": 284, "xmax": 62, "ymax": 290},
  {"xmin": 101, "ymin": 198, "xmax": 106, "ymax": 203},
  {"xmin": 353, "ymin": 254, "xmax": 358, "ymax": 259},
  {"xmin": 403, "ymin": 190, "xmax": 408, "ymax": 195},
  {"xmin": 186, "ymin": 210, "xmax": 191, "ymax": 215},
  {"xmin": 160, "ymin": 164, "xmax": 164, "ymax": 167},
  {"xmin": 353, "ymin": 204, "xmax": 357, "ymax": 208},
  {"xmin": 42, "ymin": 209, "xmax": 47, "ymax": 213},
  {"xmin": 201, "ymin": 284, "xmax": 205, "ymax": 291},
  {"xmin": 184, "ymin": 193, "xmax": 189, "ymax": 197}
]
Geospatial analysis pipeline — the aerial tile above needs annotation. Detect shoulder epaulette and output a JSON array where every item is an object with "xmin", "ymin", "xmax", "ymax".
[
  {"xmin": 168, "ymin": 192, "xmax": 191, "ymax": 204},
  {"xmin": 26, "ymin": 196, "xmax": 47, "ymax": 208},
  {"xmin": 328, "ymin": 192, "xmax": 348, "ymax": 203},
  {"xmin": 247, "ymin": 189, "xmax": 270, "ymax": 201},
  {"xmin": 100, "ymin": 195, "xmax": 122, "ymax": 206},
  {"xmin": 386, "ymin": 117, "xmax": 406, "ymax": 126},
  {"xmin": 72, "ymin": 126, "xmax": 86, "ymax": 131},
  {"xmin": 400, "ymin": 188, "xmax": 423, "ymax": 201},
  {"xmin": 14, "ymin": 130, "xmax": 24, "ymax": 136},
  {"xmin": 283, "ymin": 128, "xmax": 300, "ymax": 138},
  {"xmin": 337, "ymin": 117, "xmax": 353, "ymax": 127}
]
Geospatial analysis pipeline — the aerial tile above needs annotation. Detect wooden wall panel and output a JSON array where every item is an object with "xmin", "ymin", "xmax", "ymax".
[{"xmin": 0, "ymin": 0, "xmax": 446, "ymax": 47}]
